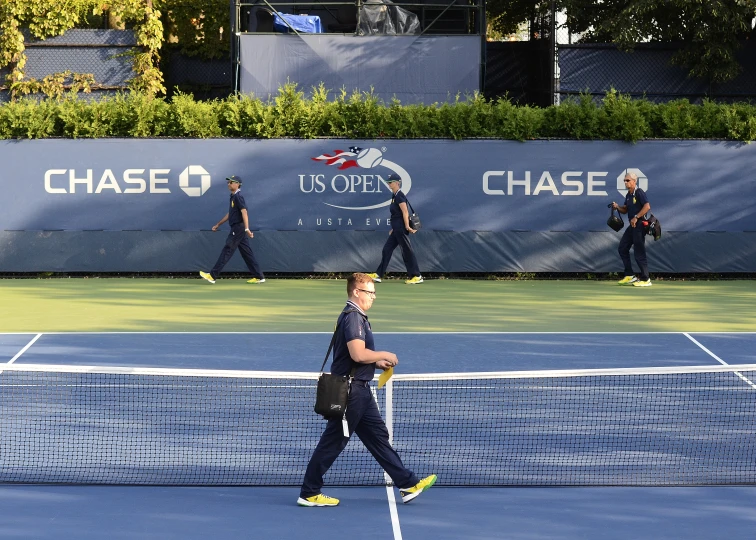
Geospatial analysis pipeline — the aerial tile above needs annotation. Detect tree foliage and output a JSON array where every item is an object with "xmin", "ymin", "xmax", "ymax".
[
  {"xmin": 486, "ymin": 0, "xmax": 546, "ymax": 37},
  {"xmin": 563, "ymin": 0, "xmax": 756, "ymax": 82},
  {"xmin": 488, "ymin": 0, "xmax": 756, "ymax": 83},
  {"xmin": 155, "ymin": 0, "xmax": 229, "ymax": 59},
  {"xmin": 0, "ymin": 0, "xmax": 164, "ymax": 99}
]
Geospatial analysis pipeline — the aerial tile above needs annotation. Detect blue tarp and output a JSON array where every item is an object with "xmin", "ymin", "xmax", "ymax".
[{"xmin": 273, "ymin": 14, "xmax": 322, "ymax": 33}]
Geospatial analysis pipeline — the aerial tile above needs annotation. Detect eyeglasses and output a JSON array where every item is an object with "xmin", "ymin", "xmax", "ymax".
[
  {"xmin": 357, "ymin": 289, "xmax": 376, "ymax": 297},
  {"xmin": 623, "ymin": 179, "xmax": 633, "ymax": 183}
]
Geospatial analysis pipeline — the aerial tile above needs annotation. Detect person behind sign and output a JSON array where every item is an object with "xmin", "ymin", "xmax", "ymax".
[
  {"xmin": 298, "ymin": 273, "xmax": 437, "ymax": 507},
  {"xmin": 366, "ymin": 174, "xmax": 423, "ymax": 285},
  {"xmin": 611, "ymin": 172, "xmax": 652, "ymax": 287},
  {"xmin": 199, "ymin": 175, "xmax": 265, "ymax": 284}
]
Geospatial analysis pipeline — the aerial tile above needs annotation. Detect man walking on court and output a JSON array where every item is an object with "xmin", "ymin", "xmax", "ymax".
[
  {"xmin": 199, "ymin": 175, "xmax": 265, "ymax": 284},
  {"xmin": 298, "ymin": 273, "xmax": 436, "ymax": 507},
  {"xmin": 366, "ymin": 174, "xmax": 423, "ymax": 285},
  {"xmin": 612, "ymin": 171, "xmax": 652, "ymax": 287}
]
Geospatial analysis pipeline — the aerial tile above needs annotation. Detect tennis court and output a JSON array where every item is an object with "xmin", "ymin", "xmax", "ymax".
[{"xmin": 2, "ymin": 329, "xmax": 756, "ymax": 539}]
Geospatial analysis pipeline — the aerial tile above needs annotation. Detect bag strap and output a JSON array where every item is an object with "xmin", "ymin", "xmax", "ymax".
[
  {"xmin": 392, "ymin": 191, "xmax": 415, "ymax": 214},
  {"xmin": 319, "ymin": 308, "xmax": 361, "ymax": 374}
]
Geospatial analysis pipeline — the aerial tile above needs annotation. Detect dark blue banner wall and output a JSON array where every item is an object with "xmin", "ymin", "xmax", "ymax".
[{"xmin": 1, "ymin": 139, "xmax": 755, "ymax": 272}]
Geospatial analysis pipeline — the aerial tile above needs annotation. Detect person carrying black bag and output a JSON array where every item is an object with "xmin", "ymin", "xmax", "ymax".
[
  {"xmin": 366, "ymin": 173, "xmax": 423, "ymax": 285},
  {"xmin": 612, "ymin": 172, "xmax": 653, "ymax": 287},
  {"xmin": 298, "ymin": 273, "xmax": 437, "ymax": 507}
]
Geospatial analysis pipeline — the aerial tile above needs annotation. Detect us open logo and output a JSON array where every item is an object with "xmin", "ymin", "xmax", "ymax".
[{"xmin": 301, "ymin": 146, "xmax": 412, "ymax": 211}]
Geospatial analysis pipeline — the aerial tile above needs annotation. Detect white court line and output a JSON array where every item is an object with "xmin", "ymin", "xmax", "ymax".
[
  {"xmin": 684, "ymin": 333, "xmax": 756, "ymax": 390},
  {"xmin": 371, "ymin": 386, "xmax": 403, "ymax": 540},
  {"xmin": 6, "ymin": 333, "xmax": 42, "ymax": 365},
  {"xmin": 385, "ymin": 485, "xmax": 403, "ymax": 540}
]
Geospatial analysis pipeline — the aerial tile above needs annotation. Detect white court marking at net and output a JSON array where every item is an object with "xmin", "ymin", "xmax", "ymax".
[
  {"xmin": 684, "ymin": 333, "xmax": 756, "ymax": 390},
  {"xmin": 373, "ymin": 387, "xmax": 404, "ymax": 540},
  {"xmin": 5, "ymin": 333, "xmax": 42, "ymax": 366}
]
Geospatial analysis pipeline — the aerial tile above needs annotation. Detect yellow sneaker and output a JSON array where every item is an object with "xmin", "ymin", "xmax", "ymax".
[
  {"xmin": 199, "ymin": 271, "xmax": 215, "ymax": 284},
  {"xmin": 400, "ymin": 474, "xmax": 437, "ymax": 503},
  {"xmin": 297, "ymin": 493, "xmax": 340, "ymax": 507},
  {"xmin": 366, "ymin": 273, "xmax": 381, "ymax": 283},
  {"xmin": 247, "ymin": 278, "xmax": 266, "ymax": 284},
  {"xmin": 405, "ymin": 276, "xmax": 424, "ymax": 285},
  {"xmin": 632, "ymin": 279, "xmax": 652, "ymax": 287},
  {"xmin": 617, "ymin": 275, "xmax": 638, "ymax": 285}
]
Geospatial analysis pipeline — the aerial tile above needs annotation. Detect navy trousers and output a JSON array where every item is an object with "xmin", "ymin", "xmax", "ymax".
[
  {"xmin": 376, "ymin": 229, "xmax": 420, "ymax": 279},
  {"xmin": 300, "ymin": 382, "xmax": 419, "ymax": 497},
  {"xmin": 618, "ymin": 223, "xmax": 648, "ymax": 280},
  {"xmin": 210, "ymin": 225, "xmax": 264, "ymax": 280}
]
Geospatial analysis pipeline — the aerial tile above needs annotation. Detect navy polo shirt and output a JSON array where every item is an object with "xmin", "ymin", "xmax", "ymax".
[
  {"xmin": 228, "ymin": 190, "xmax": 248, "ymax": 227},
  {"xmin": 389, "ymin": 190, "xmax": 408, "ymax": 231},
  {"xmin": 624, "ymin": 187, "xmax": 649, "ymax": 219},
  {"xmin": 331, "ymin": 302, "xmax": 375, "ymax": 381}
]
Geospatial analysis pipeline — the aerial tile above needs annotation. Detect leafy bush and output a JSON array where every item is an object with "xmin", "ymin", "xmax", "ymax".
[{"xmin": 1, "ymin": 84, "xmax": 756, "ymax": 141}]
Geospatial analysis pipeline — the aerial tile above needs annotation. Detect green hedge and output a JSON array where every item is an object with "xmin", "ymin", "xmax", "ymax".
[{"xmin": 2, "ymin": 85, "xmax": 756, "ymax": 141}]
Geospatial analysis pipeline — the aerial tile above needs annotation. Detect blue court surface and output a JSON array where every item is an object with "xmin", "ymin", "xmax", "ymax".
[{"xmin": 2, "ymin": 332, "xmax": 756, "ymax": 540}]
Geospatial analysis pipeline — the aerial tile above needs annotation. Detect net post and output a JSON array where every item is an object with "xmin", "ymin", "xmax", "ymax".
[{"xmin": 385, "ymin": 378, "xmax": 394, "ymax": 446}]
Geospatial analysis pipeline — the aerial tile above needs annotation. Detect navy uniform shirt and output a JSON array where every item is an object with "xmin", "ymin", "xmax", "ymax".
[
  {"xmin": 331, "ymin": 301, "xmax": 375, "ymax": 381},
  {"xmin": 625, "ymin": 187, "xmax": 649, "ymax": 219},
  {"xmin": 389, "ymin": 190, "xmax": 408, "ymax": 231},
  {"xmin": 228, "ymin": 190, "xmax": 248, "ymax": 227}
]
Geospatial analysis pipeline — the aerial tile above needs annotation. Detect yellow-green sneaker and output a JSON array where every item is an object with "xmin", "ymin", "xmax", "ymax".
[
  {"xmin": 617, "ymin": 275, "xmax": 638, "ymax": 285},
  {"xmin": 247, "ymin": 278, "xmax": 266, "ymax": 284},
  {"xmin": 297, "ymin": 493, "xmax": 339, "ymax": 507},
  {"xmin": 405, "ymin": 276, "xmax": 424, "ymax": 285},
  {"xmin": 366, "ymin": 272, "xmax": 381, "ymax": 283},
  {"xmin": 632, "ymin": 279, "xmax": 652, "ymax": 287},
  {"xmin": 400, "ymin": 474, "xmax": 437, "ymax": 503},
  {"xmin": 199, "ymin": 271, "xmax": 215, "ymax": 284}
]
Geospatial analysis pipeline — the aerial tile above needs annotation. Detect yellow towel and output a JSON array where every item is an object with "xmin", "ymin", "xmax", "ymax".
[{"xmin": 377, "ymin": 367, "xmax": 394, "ymax": 389}]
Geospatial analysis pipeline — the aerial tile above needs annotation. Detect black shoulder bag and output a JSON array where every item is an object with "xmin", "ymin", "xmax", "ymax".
[
  {"xmin": 314, "ymin": 310, "xmax": 359, "ymax": 420},
  {"xmin": 606, "ymin": 204, "xmax": 624, "ymax": 232},
  {"xmin": 642, "ymin": 214, "xmax": 662, "ymax": 241},
  {"xmin": 407, "ymin": 199, "xmax": 421, "ymax": 230}
]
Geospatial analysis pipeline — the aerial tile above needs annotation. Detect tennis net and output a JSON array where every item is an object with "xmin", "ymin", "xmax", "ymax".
[{"xmin": 1, "ymin": 363, "xmax": 756, "ymax": 486}]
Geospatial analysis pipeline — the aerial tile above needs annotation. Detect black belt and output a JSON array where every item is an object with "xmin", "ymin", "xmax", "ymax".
[{"xmin": 352, "ymin": 379, "xmax": 370, "ymax": 387}]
